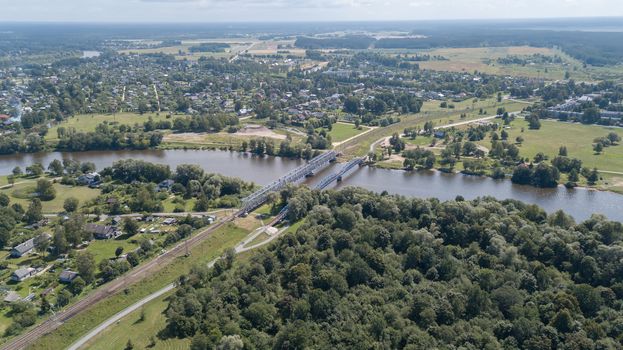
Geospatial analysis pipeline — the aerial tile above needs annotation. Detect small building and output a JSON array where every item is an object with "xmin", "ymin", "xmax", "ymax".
[
  {"xmin": 77, "ymin": 172, "xmax": 101, "ymax": 187},
  {"xmin": 162, "ymin": 218, "xmax": 177, "ymax": 225},
  {"xmin": 10, "ymin": 234, "xmax": 50, "ymax": 258},
  {"xmin": 157, "ymin": 179, "xmax": 175, "ymax": 192},
  {"xmin": 11, "ymin": 267, "xmax": 36, "ymax": 282},
  {"xmin": 10, "ymin": 239, "xmax": 35, "ymax": 258},
  {"xmin": 86, "ymin": 223, "xmax": 121, "ymax": 240},
  {"xmin": 112, "ymin": 216, "xmax": 122, "ymax": 226},
  {"xmin": 59, "ymin": 270, "xmax": 79, "ymax": 283},
  {"xmin": 4, "ymin": 291, "xmax": 21, "ymax": 303}
]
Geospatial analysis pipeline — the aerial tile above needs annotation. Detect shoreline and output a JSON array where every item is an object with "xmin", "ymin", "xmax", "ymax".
[
  {"xmin": 1, "ymin": 147, "xmax": 622, "ymax": 196},
  {"xmin": 368, "ymin": 161, "xmax": 623, "ymax": 195}
]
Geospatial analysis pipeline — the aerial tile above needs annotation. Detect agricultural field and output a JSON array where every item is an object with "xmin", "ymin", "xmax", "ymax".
[
  {"xmin": 246, "ymin": 39, "xmax": 306, "ymax": 57},
  {"xmin": 46, "ymin": 112, "xmax": 174, "ymax": 141},
  {"xmin": 118, "ymin": 39, "xmax": 256, "ymax": 60},
  {"xmin": 397, "ymin": 46, "xmax": 623, "ymax": 81},
  {"xmin": 0, "ymin": 181, "xmax": 100, "ymax": 213},
  {"xmin": 475, "ymin": 118, "xmax": 623, "ymax": 173}
]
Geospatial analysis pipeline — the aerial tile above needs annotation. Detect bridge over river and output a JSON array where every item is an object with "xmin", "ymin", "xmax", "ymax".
[{"xmin": 241, "ymin": 151, "xmax": 364, "ymax": 221}]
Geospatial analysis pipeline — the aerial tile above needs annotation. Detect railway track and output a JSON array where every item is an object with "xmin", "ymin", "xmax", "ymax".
[{"xmin": 0, "ymin": 213, "xmax": 241, "ymax": 350}]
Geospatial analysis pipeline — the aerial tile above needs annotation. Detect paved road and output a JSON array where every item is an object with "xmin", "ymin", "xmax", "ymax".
[
  {"xmin": 67, "ymin": 225, "xmax": 288, "ymax": 350},
  {"xmin": 368, "ymin": 114, "xmax": 509, "ymax": 154},
  {"xmin": 66, "ymin": 284, "xmax": 175, "ymax": 350},
  {"xmin": 0, "ymin": 213, "xmax": 239, "ymax": 350}
]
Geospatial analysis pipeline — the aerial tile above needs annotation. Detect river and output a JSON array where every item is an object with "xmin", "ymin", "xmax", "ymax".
[{"xmin": 0, "ymin": 149, "xmax": 621, "ymax": 221}]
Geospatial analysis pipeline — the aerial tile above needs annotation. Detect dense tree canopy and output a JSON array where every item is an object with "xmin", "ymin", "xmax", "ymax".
[{"xmin": 165, "ymin": 188, "xmax": 623, "ymax": 349}]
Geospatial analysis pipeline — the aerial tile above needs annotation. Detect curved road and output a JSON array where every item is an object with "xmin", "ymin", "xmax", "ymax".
[{"xmin": 67, "ymin": 225, "xmax": 287, "ymax": 350}]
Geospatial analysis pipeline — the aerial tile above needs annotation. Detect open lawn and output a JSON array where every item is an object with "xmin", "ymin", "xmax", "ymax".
[
  {"xmin": 28, "ymin": 223, "xmax": 250, "ymax": 350},
  {"xmin": 84, "ymin": 239, "xmax": 140, "ymax": 266},
  {"xmin": 475, "ymin": 119, "xmax": 623, "ymax": 173},
  {"xmin": 324, "ymin": 122, "xmax": 370, "ymax": 143},
  {"xmin": 46, "ymin": 112, "xmax": 174, "ymax": 141},
  {"xmin": 0, "ymin": 182, "xmax": 99, "ymax": 213}
]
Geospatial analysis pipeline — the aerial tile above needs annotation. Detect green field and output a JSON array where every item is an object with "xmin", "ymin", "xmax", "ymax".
[
  {"xmin": 85, "ymin": 239, "xmax": 140, "ymax": 266},
  {"xmin": 27, "ymin": 223, "xmax": 249, "ymax": 350},
  {"xmin": 0, "ymin": 181, "xmax": 99, "ymax": 213},
  {"xmin": 323, "ymin": 123, "xmax": 370, "ymax": 143},
  {"xmin": 400, "ymin": 46, "xmax": 623, "ymax": 81},
  {"xmin": 81, "ymin": 292, "xmax": 188, "ymax": 350},
  {"xmin": 118, "ymin": 39, "xmax": 254, "ymax": 61},
  {"xmin": 475, "ymin": 119, "xmax": 623, "ymax": 173},
  {"xmin": 46, "ymin": 112, "xmax": 173, "ymax": 141},
  {"xmin": 338, "ymin": 97, "xmax": 528, "ymax": 157}
]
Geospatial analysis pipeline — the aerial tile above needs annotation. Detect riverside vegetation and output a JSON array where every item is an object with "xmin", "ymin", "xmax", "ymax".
[{"xmin": 160, "ymin": 187, "xmax": 623, "ymax": 349}]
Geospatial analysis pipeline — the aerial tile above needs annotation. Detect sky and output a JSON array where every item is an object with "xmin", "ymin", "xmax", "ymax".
[{"xmin": 0, "ymin": 0, "xmax": 622, "ymax": 23}]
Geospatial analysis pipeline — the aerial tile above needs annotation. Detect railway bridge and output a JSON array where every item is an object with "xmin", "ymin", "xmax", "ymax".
[
  {"xmin": 244, "ymin": 153, "xmax": 365, "ymax": 224},
  {"xmin": 241, "ymin": 150, "xmax": 338, "ymax": 213}
]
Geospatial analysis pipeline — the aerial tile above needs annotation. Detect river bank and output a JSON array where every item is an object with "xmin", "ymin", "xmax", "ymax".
[
  {"xmin": 370, "ymin": 159, "xmax": 623, "ymax": 195},
  {"xmin": 0, "ymin": 149, "xmax": 621, "ymax": 221}
]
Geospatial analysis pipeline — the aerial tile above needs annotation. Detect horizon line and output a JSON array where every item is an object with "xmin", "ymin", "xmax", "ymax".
[{"xmin": 0, "ymin": 15, "xmax": 622, "ymax": 25}]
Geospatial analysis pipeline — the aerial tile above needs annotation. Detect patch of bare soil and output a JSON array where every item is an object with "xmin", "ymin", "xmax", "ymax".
[{"xmin": 237, "ymin": 125, "xmax": 287, "ymax": 139}]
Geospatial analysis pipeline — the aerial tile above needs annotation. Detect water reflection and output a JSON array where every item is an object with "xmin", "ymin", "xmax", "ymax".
[{"xmin": 0, "ymin": 149, "xmax": 620, "ymax": 221}]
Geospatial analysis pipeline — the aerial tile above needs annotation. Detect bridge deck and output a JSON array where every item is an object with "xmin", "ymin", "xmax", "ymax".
[{"xmin": 241, "ymin": 150, "xmax": 337, "ymax": 213}]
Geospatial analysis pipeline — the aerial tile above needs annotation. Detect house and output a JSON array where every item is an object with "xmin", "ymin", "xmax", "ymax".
[
  {"xmin": 10, "ymin": 234, "xmax": 50, "ymax": 258},
  {"xmin": 10, "ymin": 239, "xmax": 35, "ymax": 258},
  {"xmin": 86, "ymin": 223, "xmax": 121, "ymax": 240},
  {"xmin": 11, "ymin": 267, "xmax": 36, "ymax": 282},
  {"xmin": 59, "ymin": 270, "xmax": 79, "ymax": 283},
  {"xmin": 157, "ymin": 179, "xmax": 175, "ymax": 192},
  {"xmin": 77, "ymin": 172, "xmax": 101, "ymax": 187},
  {"xmin": 162, "ymin": 218, "xmax": 177, "ymax": 225}
]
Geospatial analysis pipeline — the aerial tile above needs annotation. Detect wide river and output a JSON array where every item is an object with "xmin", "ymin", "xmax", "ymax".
[{"xmin": 0, "ymin": 149, "xmax": 621, "ymax": 221}]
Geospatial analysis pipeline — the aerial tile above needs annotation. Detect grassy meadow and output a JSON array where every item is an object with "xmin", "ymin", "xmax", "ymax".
[
  {"xmin": 0, "ymin": 180, "xmax": 99, "ymax": 213},
  {"xmin": 475, "ymin": 118, "xmax": 623, "ymax": 173},
  {"xmin": 46, "ymin": 112, "xmax": 174, "ymax": 141}
]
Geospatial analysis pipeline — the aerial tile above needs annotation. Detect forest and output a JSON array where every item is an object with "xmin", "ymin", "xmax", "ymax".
[
  {"xmin": 163, "ymin": 187, "xmax": 623, "ymax": 349},
  {"xmin": 295, "ymin": 29, "xmax": 623, "ymax": 66}
]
